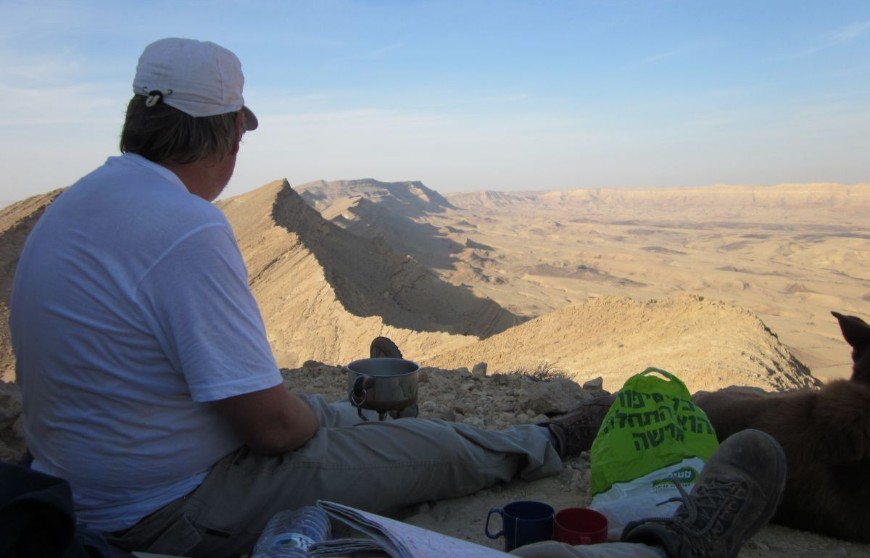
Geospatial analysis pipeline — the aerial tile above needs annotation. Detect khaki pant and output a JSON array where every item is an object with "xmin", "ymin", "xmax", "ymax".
[{"xmin": 106, "ymin": 394, "xmax": 562, "ymax": 557}]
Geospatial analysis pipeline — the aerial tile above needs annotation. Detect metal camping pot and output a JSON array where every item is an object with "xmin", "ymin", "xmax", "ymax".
[{"xmin": 346, "ymin": 357, "xmax": 420, "ymax": 418}]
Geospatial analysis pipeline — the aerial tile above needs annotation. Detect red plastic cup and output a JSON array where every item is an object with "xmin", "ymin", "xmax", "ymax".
[{"xmin": 553, "ymin": 508, "xmax": 608, "ymax": 545}]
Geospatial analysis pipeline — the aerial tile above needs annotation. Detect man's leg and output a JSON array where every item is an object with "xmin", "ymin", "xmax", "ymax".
[
  {"xmin": 108, "ymin": 395, "xmax": 563, "ymax": 557},
  {"xmin": 299, "ymin": 393, "xmax": 382, "ymax": 425}
]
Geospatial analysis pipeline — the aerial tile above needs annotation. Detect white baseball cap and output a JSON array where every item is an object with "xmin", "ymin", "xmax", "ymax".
[{"xmin": 133, "ymin": 38, "xmax": 258, "ymax": 131}]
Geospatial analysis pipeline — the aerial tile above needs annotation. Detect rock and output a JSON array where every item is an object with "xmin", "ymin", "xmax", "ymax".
[
  {"xmin": 0, "ymin": 381, "xmax": 22, "ymax": 427},
  {"xmin": 463, "ymin": 416, "xmax": 484, "ymax": 428},
  {"xmin": 420, "ymin": 400, "xmax": 456, "ymax": 422},
  {"xmin": 472, "ymin": 362, "xmax": 488, "ymax": 377},
  {"xmin": 523, "ymin": 377, "xmax": 587, "ymax": 415},
  {"xmin": 0, "ymin": 381, "xmax": 24, "ymax": 464},
  {"xmin": 581, "ymin": 376, "xmax": 604, "ymax": 391}
]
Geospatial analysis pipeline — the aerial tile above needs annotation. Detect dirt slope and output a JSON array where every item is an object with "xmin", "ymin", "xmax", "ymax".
[
  {"xmin": 425, "ymin": 294, "xmax": 821, "ymax": 394},
  {"xmin": 217, "ymin": 179, "xmax": 520, "ymax": 368},
  {"xmin": 0, "ymin": 190, "xmax": 65, "ymax": 381},
  {"xmin": 294, "ymin": 178, "xmax": 464, "ymax": 270}
]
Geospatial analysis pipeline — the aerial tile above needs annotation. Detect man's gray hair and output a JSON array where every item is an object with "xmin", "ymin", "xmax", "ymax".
[{"xmin": 120, "ymin": 95, "xmax": 239, "ymax": 165}]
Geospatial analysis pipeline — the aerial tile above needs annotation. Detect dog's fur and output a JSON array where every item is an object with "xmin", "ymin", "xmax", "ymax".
[{"xmin": 694, "ymin": 311, "xmax": 870, "ymax": 542}]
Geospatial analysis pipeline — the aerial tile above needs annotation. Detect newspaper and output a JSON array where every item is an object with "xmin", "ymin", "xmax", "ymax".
[{"xmin": 310, "ymin": 500, "xmax": 511, "ymax": 558}]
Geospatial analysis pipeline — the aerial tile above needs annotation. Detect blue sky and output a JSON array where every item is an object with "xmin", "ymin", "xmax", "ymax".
[{"xmin": 1, "ymin": 0, "xmax": 869, "ymax": 203}]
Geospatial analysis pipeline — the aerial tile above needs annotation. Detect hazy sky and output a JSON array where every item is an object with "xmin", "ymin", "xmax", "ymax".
[{"xmin": 1, "ymin": 0, "xmax": 869, "ymax": 203}]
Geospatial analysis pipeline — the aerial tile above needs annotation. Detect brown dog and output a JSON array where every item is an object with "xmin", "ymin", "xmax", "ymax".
[{"xmin": 694, "ymin": 311, "xmax": 870, "ymax": 542}]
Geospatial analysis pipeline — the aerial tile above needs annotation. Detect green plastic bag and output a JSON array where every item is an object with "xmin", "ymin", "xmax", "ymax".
[{"xmin": 589, "ymin": 367, "xmax": 719, "ymax": 539}]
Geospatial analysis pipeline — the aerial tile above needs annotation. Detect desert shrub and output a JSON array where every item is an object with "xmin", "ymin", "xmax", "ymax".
[{"xmin": 517, "ymin": 362, "xmax": 568, "ymax": 382}]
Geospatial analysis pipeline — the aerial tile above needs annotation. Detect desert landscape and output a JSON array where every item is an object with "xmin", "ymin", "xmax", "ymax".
[
  {"xmin": 0, "ymin": 178, "xmax": 868, "ymax": 556},
  {"xmin": 292, "ymin": 179, "xmax": 869, "ymax": 385}
]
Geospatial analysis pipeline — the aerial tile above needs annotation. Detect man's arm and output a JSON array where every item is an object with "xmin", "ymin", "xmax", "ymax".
[{"xmin": 214, "ymin": 385, "xmax": 319, "ymax": 455}]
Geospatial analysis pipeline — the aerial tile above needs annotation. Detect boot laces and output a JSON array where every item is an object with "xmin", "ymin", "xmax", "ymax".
[{"xmin": 653, "ymin": 477, "xmax": 748, "ymax": 555}]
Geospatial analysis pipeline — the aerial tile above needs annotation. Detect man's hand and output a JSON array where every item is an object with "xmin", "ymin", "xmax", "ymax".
[{"xmin": 214, "ymin": 384, "xmax": 319, "ymax": 455}]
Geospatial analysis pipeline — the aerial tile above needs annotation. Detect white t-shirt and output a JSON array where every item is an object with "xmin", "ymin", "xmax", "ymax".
[{"xmin": 10, "ymin": 153, "xmax": 283, "ymax": 532}]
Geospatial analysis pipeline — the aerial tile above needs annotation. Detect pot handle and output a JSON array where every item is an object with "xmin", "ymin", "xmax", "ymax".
[{"xmin": 350, "ymin": 375, "xmax": 376, "ymax": 407}]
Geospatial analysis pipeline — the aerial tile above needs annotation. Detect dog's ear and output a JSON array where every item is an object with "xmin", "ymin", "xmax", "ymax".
[{"xmin": 832, "ymin": 311, "xmax": 870, "ymax": 383}]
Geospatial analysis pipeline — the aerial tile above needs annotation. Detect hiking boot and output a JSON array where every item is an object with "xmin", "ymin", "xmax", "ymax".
[
  {"xmin": 545, "ymin": 394, "xmax": 615, "ymax": 458},
  {"xmin": 621, "ymin": 429, "xmax": 787, "ymax": 558},
  {"xmin": 370, "ymin": 336, "xmax": 403, "ymax": 359}
]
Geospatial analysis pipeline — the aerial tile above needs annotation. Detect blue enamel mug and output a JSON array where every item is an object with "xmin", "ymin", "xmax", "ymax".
[{"xmin": 485, "ymin": 500, "xmax": 554, "ymax": 551}]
